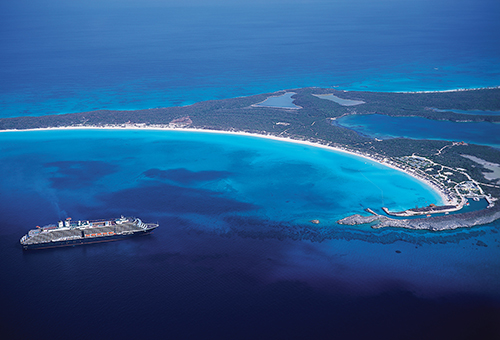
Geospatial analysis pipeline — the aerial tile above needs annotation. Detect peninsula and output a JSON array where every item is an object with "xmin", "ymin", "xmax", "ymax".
[{"xmin": 2, "ymin": 87, "xmax": 500, "ymax": 230}]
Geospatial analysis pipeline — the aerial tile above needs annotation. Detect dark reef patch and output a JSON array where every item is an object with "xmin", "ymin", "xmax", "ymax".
[
  {"xmin": 96, "ymin": 182, "xmax": 257, "ymax": 216},
  {"xmin": 340, "ymin": 165, "xmax": 365, "ymax": 173},
  {"xmin": 219, "ymin": 215, "xmax": 489, "ymax": 245},
  {"xmin": 45, "ymin": 160, "xmax": 117, "ymax": 189},
  {"xmin": 476, "ymin": 240, "xmax": 488, "ymax": 247}
]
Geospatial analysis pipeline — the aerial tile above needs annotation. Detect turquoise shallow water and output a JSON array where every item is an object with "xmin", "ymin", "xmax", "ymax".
[{"xmin": 0, "ymin": 129, "xmax": 442, "ymax": 226}]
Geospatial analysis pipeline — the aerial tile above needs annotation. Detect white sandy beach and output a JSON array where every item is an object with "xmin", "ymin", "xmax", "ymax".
[
  {"xmin": 394, "ymin": 86, "xmax": 500, "ymax": 94},
  {"xmin": 0, "ymin": 125, "xmax": 450, "ymax": 205}
]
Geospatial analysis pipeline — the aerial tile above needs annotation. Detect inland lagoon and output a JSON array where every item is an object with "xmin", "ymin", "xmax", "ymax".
[
  {"xmin": 336, "ymin": 114, "xmax": 500, "ymax": 148},
  {"xmin": 252, "ymin": 92, "xmax": 302, "ymax": 109}
]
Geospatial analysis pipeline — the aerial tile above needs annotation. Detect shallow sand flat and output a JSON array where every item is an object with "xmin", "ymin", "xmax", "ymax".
[
  {"xmin": 462, "ymin": 154, "xmax": 500, "ymax": 184},
  {"xmin": 312, "ymin": 93, "xmax": 365, "ymax": 106},
  {"xmin": 252, "ymin": 92, "xmax": 301, "ymax": 109}
]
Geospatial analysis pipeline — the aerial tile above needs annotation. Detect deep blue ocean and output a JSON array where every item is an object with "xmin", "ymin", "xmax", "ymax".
[
  {"xmin": 1, "ymin": 0, "xmax": 500, "ymax": 117},
  {"xmin": 1, "ymin": 1, "xmax": 500, "ymax": 339}
]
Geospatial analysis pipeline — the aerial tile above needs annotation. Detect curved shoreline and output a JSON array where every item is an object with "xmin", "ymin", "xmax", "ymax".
[{"xmin": 0, "ymin": 125, "xmax": 449, "ymax": 205}]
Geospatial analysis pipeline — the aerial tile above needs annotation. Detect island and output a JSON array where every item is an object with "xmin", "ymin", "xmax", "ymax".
[{"xmin": 2, "ymin": 87, "xmax": 500, "ymax": 230}]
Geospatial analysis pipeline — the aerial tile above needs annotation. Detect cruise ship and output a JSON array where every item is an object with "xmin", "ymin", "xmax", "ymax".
[{"xmin": 20, "ymin": 216, "xmax": 159, "ymax": 250}]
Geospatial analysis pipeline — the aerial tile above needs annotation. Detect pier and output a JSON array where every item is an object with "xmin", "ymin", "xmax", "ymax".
[{"xmin": 382, "ymin": 204, "xmax": 460, "ymax": 217}]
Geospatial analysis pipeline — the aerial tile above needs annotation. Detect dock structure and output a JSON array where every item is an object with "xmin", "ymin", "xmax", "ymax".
[{"xmin": 382, "ymin": 204, "xmax": 460, "ymax": 217}]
